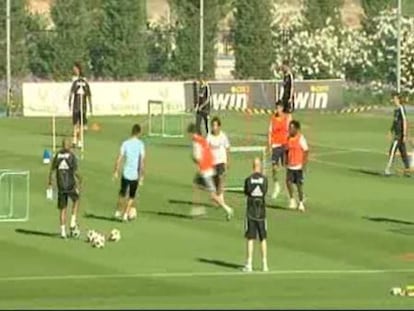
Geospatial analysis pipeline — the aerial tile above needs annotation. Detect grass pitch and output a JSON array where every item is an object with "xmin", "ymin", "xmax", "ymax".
[{"xmin": 1, "ymin": 111, "xmax": 414, "ymax": 309}]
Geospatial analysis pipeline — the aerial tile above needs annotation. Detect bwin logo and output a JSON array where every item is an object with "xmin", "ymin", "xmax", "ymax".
[{"xmin": 211, "ymin": 93, "xmax": 248, "ymax": 110}]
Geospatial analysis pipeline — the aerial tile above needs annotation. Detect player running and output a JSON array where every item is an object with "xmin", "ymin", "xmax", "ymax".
[
  {"xmin": 242, "ymin": 157, "xmax": 269, "ymax": 272},
  {"xmin": 285, "ymin": 120, "xmax": 309, "ymax": 212},
  {"xmin": 187, "ymin": 123, "xmax": 234, "ymax": 220},
  {"xmin": 268, "ymin": 100, "xmax": 291, "ymax": 199},
  {"xmin": 48, "ymin": 138, "xmax": 82, "ymax": 239},
  {"xmin": 207, "ymin": 116, "xmax": 230, "ymax": 204},
  {"xmin": 384, "ymin": 92, "xmax": 410, "ymax": 177},
  {"xmin": 68, "ymin": 62, "xmax": 92, "ymax": 148},
  {"xmin": 113, "ymin": 124, "xmax": 145, "ymax": 222}
]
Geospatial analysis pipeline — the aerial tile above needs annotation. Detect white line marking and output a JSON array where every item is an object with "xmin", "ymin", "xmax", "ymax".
[{"xmin": 1, "ymin": 269, "xmax": 414, "ymax": 282}]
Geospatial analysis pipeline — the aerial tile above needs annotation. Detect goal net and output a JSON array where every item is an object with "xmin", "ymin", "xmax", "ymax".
[
  {"xmin": 0, "ymin": 170, "xmax": 30, "ymax": 222},
  {"xmin": 225, "ymin": 146, "xmax": 268, "ymax": 191},
  {"xmin": 148, "ymin": 100, "xmax": 190, "ymax": 138}
]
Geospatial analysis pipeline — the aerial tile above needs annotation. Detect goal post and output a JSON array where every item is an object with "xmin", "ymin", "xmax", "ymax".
[
  {"xmin": 147, "ymin": 100, "xmax": 190, "ymax": 138},
  {"xmin": 225, "ymin": 146, "xmax": 268, "ymax": 192},
  {"xmin": 0, "ymin": 170, "xmax": 30, "ymax": 222}
]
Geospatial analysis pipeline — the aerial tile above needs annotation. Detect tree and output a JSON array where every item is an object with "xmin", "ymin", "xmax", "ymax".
[
  {"xmin": 169, "ymin": 0, "xmax": 221, "ymax": 79},
  {"xmin": 0, "ymin": 0, "xmax": 28, "ymax": 78},
  {"xmin": 50, "ymin": 0, "xmax": 92, "ymax": 79},
  {"xmin": 233, "ymin": 0, "xmax": 273, "ymax": 79},
  {"xmin": 361, "ymin": 0, "xmax": 390, "ymax": 19},
  {"xmin": 303, "ymin": 0, "xmax": 343, "ymax": 30},
  {"xmin": 97, "ymin": 0, "xmax": 148, "ymax": 79}
]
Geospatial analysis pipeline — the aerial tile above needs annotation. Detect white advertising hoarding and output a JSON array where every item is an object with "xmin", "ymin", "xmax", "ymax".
[{"xmin": 22, "ymin": 81, "xmax": 186, "ymax": 117}]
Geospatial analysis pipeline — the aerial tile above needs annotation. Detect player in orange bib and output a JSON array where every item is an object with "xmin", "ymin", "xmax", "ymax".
[
  {"xmin": 285, "ymin": 120, "xmax": 309, "ymax": 212},
  {"xmin": 268, "ymin": 100, "xmax": 291, "ymax": 199},
  {"xmin": 187, "ymin": 123, "xmax": 234, "ymax": 220}
]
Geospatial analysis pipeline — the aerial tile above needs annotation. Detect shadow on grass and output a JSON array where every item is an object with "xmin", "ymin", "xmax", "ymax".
[
  {"xmin": 350, "ymin": 168, "xmax": 383, "ymax": 177},
  {"xmin": 142, "ymin": 210, "xmax": 193, "ymax": 220},
  {"xmin": 388, "ymin": 228, "xmax": 414, "ymax": 236},
  {"xmin": 15, "ymin": 228, "xmax": 59, "ymax": 238},
  {"xmin": 84, "ymin": 213, "xmax": 120, "ymax": 223},
  {"xmin": 363, "ymin": 216, "xmax": 414, "ymax": 226},
  {"xmin": 168, "ymin": 199, "xmax": 216, "ymax": 209},
  {"xmin": 266, "ymin": 204, "xmax": 288, "ymax": 211},
  {"xmin": 197, "ymin": 258, "xmax": 243, "ymax": 270}
]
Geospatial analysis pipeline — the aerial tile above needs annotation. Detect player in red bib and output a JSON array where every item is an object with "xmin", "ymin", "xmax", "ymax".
[
  {"xmin": 268, "ymin": 100, "xmax": 291, "ymax": 199},
  {"xmin": 187, "ymin": 123, "xmax": 234, "ymax": 220}
]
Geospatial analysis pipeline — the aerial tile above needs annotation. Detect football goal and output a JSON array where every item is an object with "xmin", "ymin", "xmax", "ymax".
[
  {"xmin": 147, "ymin": 100, "xmax": 191, "ymax": 138},
  {"xmin": 225, "ymin": 146, "xmax": 268, "ymax": 192},
  {"xmin": 0, "ymin": 169, "xmax": 30, "ymax": 222}
]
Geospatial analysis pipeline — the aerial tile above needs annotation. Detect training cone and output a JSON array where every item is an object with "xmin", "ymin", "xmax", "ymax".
[
  {"xmin": 91, "ymin": 122, "xmax": 101, "ymax": 132},
  {"xmin": 43, "ymin": 149, "xmax": 51, "ymax": 164}
]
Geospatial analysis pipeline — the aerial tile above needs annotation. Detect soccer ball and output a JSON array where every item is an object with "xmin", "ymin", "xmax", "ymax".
[
  {"xmin": 108, "ymin": 229, "xmax": 121, "ymax": 242},
  {"xmin": 71, "ymin": 227, "xmax": 81, "ymax": 239},
  {"xmin": 390, "ymin": 287, "xmax": 403, "ymax": 296},
  {"xmin": 128, "ymin": 207, "xmax": 137, "ymax": 220},
  {"xmin": 92, "ymin": 234, "xmax": 105, "ymax": 249},
  {"xmin": 86, "ymin": 230, "xmax": 98, "ymax": 243}
]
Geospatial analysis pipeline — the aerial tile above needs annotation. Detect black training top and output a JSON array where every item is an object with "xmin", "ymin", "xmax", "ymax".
[{"xmin": 244, "ymin": 172, "xmax": 268, "ymax": 221}]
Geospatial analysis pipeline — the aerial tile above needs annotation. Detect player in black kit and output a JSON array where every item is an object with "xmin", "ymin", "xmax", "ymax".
[
  {"xmin": 68, "ymin": 62, "xmax": 92, "ymax": 148},
  {"xmin": 242, "ymin": 157, "xmax": 269, "ymax": 272},
  {"xmin": 194, "ymin": 77, "xmax": 211, "ymax": 135},
  {"xmin": 48, "ymin": 138, "xmax": 82, "ymax": 239},
  {"xmin": 280, "ymin": 60, "xmax": 295, "ymax": 114},
  {"xmin": 384, "ymin": 92, "xmax": 410, "ymax": 177}
]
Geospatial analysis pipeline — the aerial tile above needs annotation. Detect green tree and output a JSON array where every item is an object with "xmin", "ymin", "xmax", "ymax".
[
  {"xmin": 361, "ymin": 0, "xmax": 390, "ymax": 19},
  {"xmin": 50, "ymin": 0, "xmax": 92, "ymax": 79},
  {"xmin": 170, "ymin": 0, "xmax": 221, "ymax": 79},
  {"xmin": 25, "ymin": 14, "xmax": 55, "ymax": 78},
  {"xmin": 0, "ymin": 0, "xmax": 28, "ymax": 78},
  {"xmin": 97, "ymin": 0, "xmax": 147, "ymax": 79},
  {"xmin": 303, "ymin": 0, "xmax": 343, "ymax": 30},
  {"xmin": 233, "ymin": 0, "xmax": 273, "ymax": 79}
]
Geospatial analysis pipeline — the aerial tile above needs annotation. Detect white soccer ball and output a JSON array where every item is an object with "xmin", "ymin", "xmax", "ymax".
[
  {"xmin": 128, "ymin": 207, "xmax": 137, "ymax": 220},
  {"xmin": 108, "ymin": 229, "xmax": 121, "ymax": 242},
  {"xmin": 86, "ymin": 230, "xmax": 97, "ymax": 243},
  {"xmin": 92, "ymin": 234, "xmax": 105, "ymax": 249},
  {"xmin": 391, "ymin": 287, "xmax": 403, "ymax": 296}
]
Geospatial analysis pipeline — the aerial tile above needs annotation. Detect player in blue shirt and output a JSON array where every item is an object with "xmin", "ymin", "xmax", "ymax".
[{"xmin": 113, "ymin": 124, "xmax": 145, "ymax": 221}]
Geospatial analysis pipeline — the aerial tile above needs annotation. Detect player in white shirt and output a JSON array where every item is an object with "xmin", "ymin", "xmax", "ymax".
[{"xmin": 207, "ymin": 117, "xmax": 230, "ymax": 203}]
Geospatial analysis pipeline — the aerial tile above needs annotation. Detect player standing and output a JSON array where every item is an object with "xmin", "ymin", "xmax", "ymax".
[
  {"xmin": 268, "ymin": 100, "xmax": 291, "ymax": 199},
  {"xmin": 48, "ymin": 138, "xmax": 82, "ymax": 239},
  {"xmin": 385, "ymin": 92, "xmax": 410, "ymax": 177},
  {"xmin": 207, "ymin": 117, "xmax": 230, "ymax": 204},
  {"xmin": 242, "ymin": 157, "xmax": 269, "ymax": 272},
  {"xmin": 280, "ymin": 60, "xmax": 295, "ymax": 114},
  {"xmin": 195, "ymin": 77, "xmax": 211, "ymax": 135},
  {"xmin": 68, "ymin": 62, "xmax": 92, "ymax": 148},
  {"xmin": 285, "ymin": 120, "xmax": 309, "ymax": 212},
  {"xmin": 113, "ymin": 124, "xmax": 145, "ymax": 222},
  {"xmin": 187, "ymin": 123, "xmax": 233, "ymax": 220}
]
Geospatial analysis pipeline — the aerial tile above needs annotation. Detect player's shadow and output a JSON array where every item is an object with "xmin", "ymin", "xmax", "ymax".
[
  {"xmin": 168, "ymin": 199, "xmax": 216, "ymax": 209},
  {"xmin": 197, "ymin": 258, "xmax": 244, "ymax": 270},
  {"xmin": 266, "ymin": 204, "xmax": 289, "ymax": 211},
  {"xmin": 84, "ymin": 213, "xmax": 120, "ymax": 223},
  {"xmin": 350, "ymin": 168, "xmax": 383, "ymax": 176},
  {"xmin": 15, "ymin": 228, "xmax": 59, "ymax": 238},
  {"xmin": 388, "ymin": 228, "xmax": 414, "ymax": 236},
  {"xmin": 142, "ymin": 210, "xmax": 194, "ymax": 220},
  {"xmin": 363, "ymin": 216, "xmax": 414, "ymax": 226}
]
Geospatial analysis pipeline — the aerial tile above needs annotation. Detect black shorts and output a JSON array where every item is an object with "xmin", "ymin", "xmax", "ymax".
[
  {"xmin": 57, "ymin": 190, "xmax": 79, "ymax": 209},
  {"xmin": 72, "ymin": 110, "xmax": 87, "ymax": 125},
  {"xmin": 282, "ymin": 98, "xmax": 294, "ymax": 113},
  {"xmin": 213, "ymin": 163, "xmax": 226, "ymax": 190},
  {"xmin": 271, "ymin": 146, "xmax": 285, "ymax": 166},
  {"xmin": 286, "ymin": 169, "xmax": 304, "ymax": 185},
  {"xmin": 194, "ymin": 173, "xmax": 216, "ymax": 193},
  {"xmin": 119, "ymin": 177, "xmax": 139, "ymax": 199},
  {"xmin": 245, "ymin": 218, "xmax": 267, "ymax": 241}
]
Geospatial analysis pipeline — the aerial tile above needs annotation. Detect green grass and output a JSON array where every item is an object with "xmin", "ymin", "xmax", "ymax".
[{"xmin": 1, "ymin": 111, "xmax": 414, "ymax": 309}]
